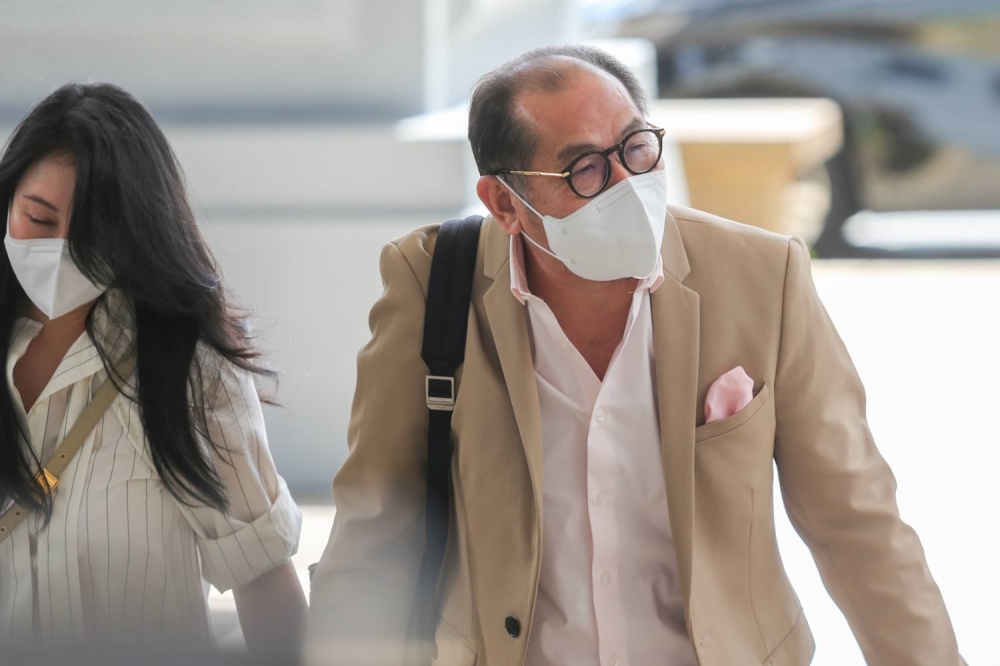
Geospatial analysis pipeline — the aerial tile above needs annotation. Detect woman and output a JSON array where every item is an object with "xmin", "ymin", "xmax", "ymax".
[{"xmin": 0, "ymin": 83, "xmax": 305, "ymax": 654}]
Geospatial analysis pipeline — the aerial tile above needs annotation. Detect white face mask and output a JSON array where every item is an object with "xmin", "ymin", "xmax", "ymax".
[
  {"xmin": 501, "ymin": 168, "xmax": 668, "ymax": 282},
  {"xmin": 4, "ymin": 204, "xmax": 106, "ymax": 320}
]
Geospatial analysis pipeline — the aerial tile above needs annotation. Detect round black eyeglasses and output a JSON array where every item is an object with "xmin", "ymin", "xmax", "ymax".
[{"xmin": 496, "ymin": 126, "xmax": 666, "ymax": 198}]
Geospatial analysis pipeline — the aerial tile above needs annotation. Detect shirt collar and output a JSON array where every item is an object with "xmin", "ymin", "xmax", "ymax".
[
  {"xmin": 508, "ymin": 235, "xmax": 665, "ymax": 305},
  {"xmin": 6, "ymin": 318, "xmax": 43, "ymax": 401},
  {"xmin": 6, "ymin": 320, "xmax": 101, "ymax": 410},
  {"xmin": 6, "ymin": 290, "xmax": 136, "ymax": 409}
]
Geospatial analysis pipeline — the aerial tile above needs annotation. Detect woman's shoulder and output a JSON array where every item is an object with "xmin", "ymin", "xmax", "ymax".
[
  {"xmin": 192, "ymin": 341, "xmax": 271, "ymax": 412},
  {"xmin": 89, "ymin": 289, "xmax": 136, "ymax": 361},
  {"xmin": 91, "ymin": 292, "xmax": 271, "ymax": 420}
]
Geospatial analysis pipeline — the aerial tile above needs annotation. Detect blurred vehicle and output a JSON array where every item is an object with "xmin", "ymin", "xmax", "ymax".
[{"xmin": 614, "ymin": 0, "xmax": 1000, "ymax": 256}]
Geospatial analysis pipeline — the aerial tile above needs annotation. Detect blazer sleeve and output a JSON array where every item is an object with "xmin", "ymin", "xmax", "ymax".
[
  {"xmin": 772, "ymin": 236, "xmax": 963, "ymax": 664},
  {"xmin": 307, "ymin": 239, "xmax": 432, "ymax": 666}
]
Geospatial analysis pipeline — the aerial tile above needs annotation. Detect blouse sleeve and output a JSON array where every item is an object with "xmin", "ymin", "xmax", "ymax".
[{"xmin": 176, "ymin": 356, "xmax": 302, "ymax": 593}]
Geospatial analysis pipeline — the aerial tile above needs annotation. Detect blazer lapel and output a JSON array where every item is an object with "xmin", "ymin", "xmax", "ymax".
[
  {"xmin": 650, "ymin": 207, "xmax": 700, "ymax": 608},
  {"xmin": 481, "ymin": 220, "xmax": 546, "ymax": 518}
]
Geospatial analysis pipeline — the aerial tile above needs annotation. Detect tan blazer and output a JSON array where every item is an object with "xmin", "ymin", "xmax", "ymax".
[{"xmin": 308, "ymin": 205, "xmax": 962, "ymax": 666}]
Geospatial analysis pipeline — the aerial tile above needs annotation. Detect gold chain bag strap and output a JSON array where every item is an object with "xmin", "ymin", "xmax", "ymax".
[{"xmin": 0, "ymin": 355, "xmax": 136, "ymax": 544}]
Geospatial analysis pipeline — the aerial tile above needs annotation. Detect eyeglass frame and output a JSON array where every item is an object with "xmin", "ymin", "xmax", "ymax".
[{"xmin": 494, "ymin": 125, "xmax": 667, "ymax": 199}]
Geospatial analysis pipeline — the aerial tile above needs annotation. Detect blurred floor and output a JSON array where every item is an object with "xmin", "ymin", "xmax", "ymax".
[{"xmin": 210, "ymin": 259, "xmax": 1000, "ymax": 666}]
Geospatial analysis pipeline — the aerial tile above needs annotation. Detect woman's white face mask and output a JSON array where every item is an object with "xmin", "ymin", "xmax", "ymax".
[
  {"xmin": 4, "ymin": 203, "xmax": 106, "ymax": 320},
  {"xmin": 500, "ymin": 168, "xmax": 668, "ymax": 282}
]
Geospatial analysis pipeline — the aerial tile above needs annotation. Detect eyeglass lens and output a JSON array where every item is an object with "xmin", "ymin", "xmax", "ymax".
[{"xmin": 568, "ymin": 129, "xmax": 662, "ymax": 197}]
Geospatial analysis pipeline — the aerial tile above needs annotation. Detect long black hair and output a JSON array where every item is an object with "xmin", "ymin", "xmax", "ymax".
[{"xmin": 0, "ymin": 82, "xmax": 273, "ymax": 516}]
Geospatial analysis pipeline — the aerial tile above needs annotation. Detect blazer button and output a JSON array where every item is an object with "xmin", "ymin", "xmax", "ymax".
[{"xmin": 504, "ymin": 616, "xmax": 521, "ymax": 638}]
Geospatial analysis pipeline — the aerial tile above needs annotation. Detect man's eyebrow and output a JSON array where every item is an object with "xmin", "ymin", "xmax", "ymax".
[{"xmin": 555, "ymin": 117, "xmax": 647, "ymax": 166}]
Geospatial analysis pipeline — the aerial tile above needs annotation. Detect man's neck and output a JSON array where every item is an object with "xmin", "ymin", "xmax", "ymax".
[{"xmin": 524, "ymin": 248, "xmax": 637, "ymax": 379}]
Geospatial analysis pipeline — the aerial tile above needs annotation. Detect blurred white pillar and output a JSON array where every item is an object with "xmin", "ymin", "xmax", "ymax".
[{"xmin": 445, "ymin": 0, "xmax": 585, "ymax": 107}]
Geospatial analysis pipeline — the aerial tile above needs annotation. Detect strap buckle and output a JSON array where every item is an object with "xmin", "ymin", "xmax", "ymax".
[
  {"xmin": 425, "ymin": 376, "xmax": 456, "ymax": 412},
  {"xmin": 34, "ymin": 468, "xmax": 59, "ymax": 496}
]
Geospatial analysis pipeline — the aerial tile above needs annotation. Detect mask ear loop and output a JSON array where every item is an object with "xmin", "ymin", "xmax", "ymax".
[
  {"xmin": 517, "ymin": 224, "xmax": 561, "ymax": 261},
  {"xmin": 495, "ymin": 176, "xmax": 562, "ymax": 262},
  {"xmin": 497, "ymin": 176, "xmax": 545, "ymax": 219}
]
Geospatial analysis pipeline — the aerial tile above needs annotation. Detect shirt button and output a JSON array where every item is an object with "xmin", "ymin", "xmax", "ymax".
[
  {"xmin": 595, "ymin": 491, "xmax": 608, "ymax": 506},
  {"xmin": 504, "ymin": 616, "xmax": 521, "ymax": 638},
  {"xmin": 600, "ymin": 572, "xmax": 612, "ymax": 586},
  {"xmin": 595, "ymin": 409, "xmax": 605, "ymax": 422},
  {"xmin": 609, "ymin": 656, "xmax": 620, "ymax": 666}
]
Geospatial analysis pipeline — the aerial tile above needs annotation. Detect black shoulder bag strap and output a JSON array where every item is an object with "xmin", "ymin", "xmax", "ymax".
[{"xmin": 408, "ymin": 214, "xmax": 484, "ymax": 648}]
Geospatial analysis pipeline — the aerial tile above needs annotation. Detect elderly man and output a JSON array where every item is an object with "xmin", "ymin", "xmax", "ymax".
[{"xmin": 308, "ymin": 45, "xmax": 962, "ymax": 666}]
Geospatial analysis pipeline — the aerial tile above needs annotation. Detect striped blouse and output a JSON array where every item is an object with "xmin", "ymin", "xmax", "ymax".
[{"xmin": 0, "ymin": 301, "xmax": 301, "ymax": 649}]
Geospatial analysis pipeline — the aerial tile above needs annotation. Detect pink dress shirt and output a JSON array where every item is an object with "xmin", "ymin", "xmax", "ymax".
[{"xmin": 510, "ymin": 237, "xmax": 698, "ymax": 666}]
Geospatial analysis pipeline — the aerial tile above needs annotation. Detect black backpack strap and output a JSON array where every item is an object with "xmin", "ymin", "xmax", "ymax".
[{"xmin": 409, "ymin": 214, "xmax": 483, "ymax": 646}]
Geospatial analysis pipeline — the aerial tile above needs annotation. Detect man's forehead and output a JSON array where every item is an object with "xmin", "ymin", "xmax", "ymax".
[
  {"xmin": 514, "ymin": 68, "xmax": 642, "ymax": 163},
  {"xmin": 515, "ymin": 63, "xmax": 635, "ymax": 119}
]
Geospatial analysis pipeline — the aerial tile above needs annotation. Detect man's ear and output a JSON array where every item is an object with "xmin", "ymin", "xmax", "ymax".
[{"xmin": 477, "ymin": 176, "xmax": 524, "ymax": 237}]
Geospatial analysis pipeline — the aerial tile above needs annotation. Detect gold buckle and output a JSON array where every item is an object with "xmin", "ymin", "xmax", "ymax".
[{"xmin": 34, "ymin": 469, "xmax": 59, "ymax": 496}]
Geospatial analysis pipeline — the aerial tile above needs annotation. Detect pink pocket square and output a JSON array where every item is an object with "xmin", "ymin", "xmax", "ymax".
[{"xmin": 704, "ymin": 366, "xmax": 754, "ymax": 424}]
